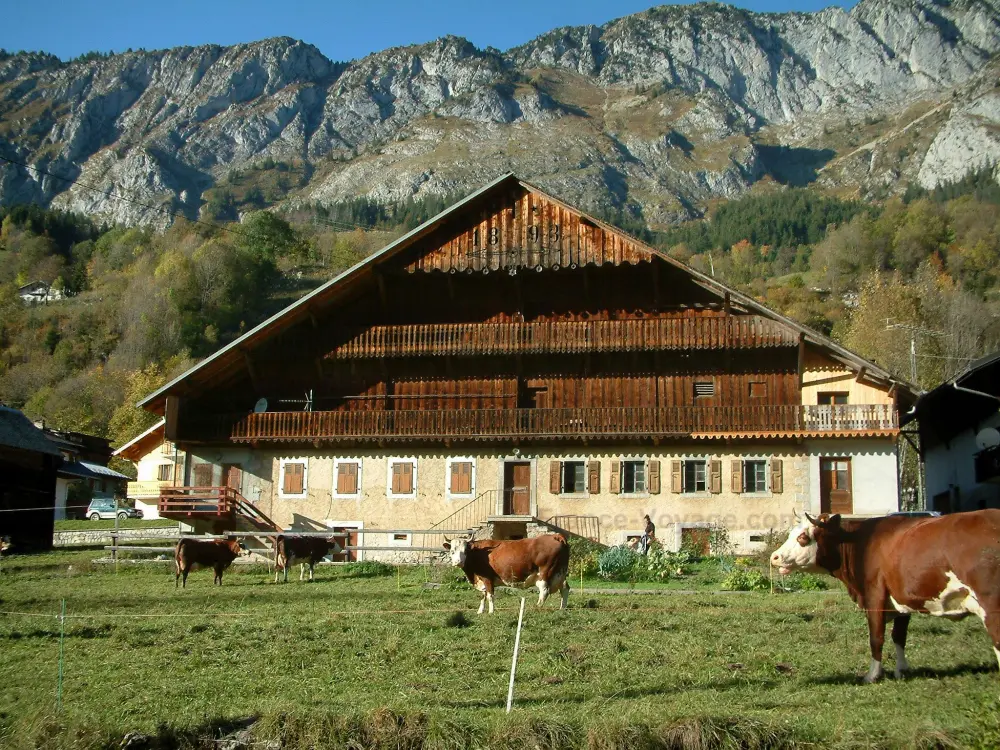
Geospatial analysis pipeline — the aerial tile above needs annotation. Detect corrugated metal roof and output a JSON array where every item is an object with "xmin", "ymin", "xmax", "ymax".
[
  {"xmin": 58, "ymin": 460, "xmax": 130, "ymax": 481},
  {"xmin": 0, "ymin": 406, "xmax": 61, "ymax": 456}
]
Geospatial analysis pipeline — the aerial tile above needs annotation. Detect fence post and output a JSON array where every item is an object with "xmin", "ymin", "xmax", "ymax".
[
  {"xmin": 56, "ymin": 598, "xmax": 65, "ymax": 711},
  {"xmin": 506, "ymin": 597, "xmax": 527, "ymax": 713}
]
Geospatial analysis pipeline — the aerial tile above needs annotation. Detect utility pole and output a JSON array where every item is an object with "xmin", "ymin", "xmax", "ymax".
[{"xmin": 885, "ymin": 320, "xmax": 948, "ymax": 510}]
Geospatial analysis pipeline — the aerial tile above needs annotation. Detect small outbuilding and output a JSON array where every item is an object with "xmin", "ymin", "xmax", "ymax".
[{"xmin": 0, "ymin": 405, "xmax": 62, "ymax": 550}]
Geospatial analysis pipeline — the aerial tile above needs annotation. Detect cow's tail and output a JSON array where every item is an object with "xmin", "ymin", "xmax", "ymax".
[
  {"xmin": 174, "ymin": 539, "xmax": 184, "ymax": 588},
  {"xmin": 555, "ymin": 534, "xmax": 570, "ymax": 580}
]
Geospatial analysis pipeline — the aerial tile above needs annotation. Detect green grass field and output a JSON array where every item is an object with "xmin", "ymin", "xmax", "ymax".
[
  {"xmin": 0, "ymin": 548, "xmax": 997, "ymax": 749},
  {"xmin": 53, "ymin": 519, "xmax": 179, "ymax": 531}
]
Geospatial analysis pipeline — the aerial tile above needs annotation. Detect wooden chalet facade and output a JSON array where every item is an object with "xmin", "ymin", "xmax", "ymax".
[{"xmin": 139, "ymin": 174, "xmax": 915, "ymax": 553}]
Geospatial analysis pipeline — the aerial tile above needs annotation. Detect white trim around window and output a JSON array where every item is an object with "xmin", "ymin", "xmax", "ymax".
[
  {"xmin": 332, "ymin": 458, "xmax": 363, "ymax": 499},
  {"xmin": 278, "ymin": 457, "xmax": 309, "ymax": 499},
  {"xmin": 386, "ymin": 457, "xmax": 418, "ymax": 499},
  {"xmin": 445, "ymin": 456, "xmax": 477, "ymax": 499}
]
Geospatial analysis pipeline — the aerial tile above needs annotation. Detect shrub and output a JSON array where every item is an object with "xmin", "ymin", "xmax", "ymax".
[
  {"xmin": 720, "ymin": 568, "xmax": 769, "ymax": 591},
  {"xmin": 785, "ymin": 572, "xmax": 829, "ymax": 591},
  {"xmin": 567, "ymin": 536, "xmax": 602, "ymax": 579},
  {"xmin": 597, "ymin": 545, "xmax": 640, "ymax": 580},
  {"xmin": 645, "ymin": 545, "xmax": 693, "ymax": 580}
]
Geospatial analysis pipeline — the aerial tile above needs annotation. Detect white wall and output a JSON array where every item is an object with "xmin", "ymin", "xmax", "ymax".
[{"xmin": 804, "ymin": 439, "xmax": 899, "ymax": 516}]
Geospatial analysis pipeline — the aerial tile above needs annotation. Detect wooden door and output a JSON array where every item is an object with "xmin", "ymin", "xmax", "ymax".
[
  {"xmin": 504, "ymin": 462, "xmax": 531, "ymax": 515},
  {"xmin": 820, "ymin": 458, "xmax": 853, "ymax": 514}
]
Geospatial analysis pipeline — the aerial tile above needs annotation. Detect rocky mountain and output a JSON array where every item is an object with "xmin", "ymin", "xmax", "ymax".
[{"xmin": 3, "ymin": 0, "xmax": 1000, "ymax": 229}]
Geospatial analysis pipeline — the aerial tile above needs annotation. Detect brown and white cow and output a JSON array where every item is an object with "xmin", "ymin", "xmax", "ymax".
[
  {"xmin": 274, "ymin": 534, "xmax": 342, "ymax": 583},
  {"xmin": 771, "ymin": 510, "xmax": 1000, "ymax": 682},
  {"xmin": 175, "ymin": 537, "xmax": 248, "ymax": 588},
  {"xmin": 443, "ymin": 534, "xmax": 570, "ymax": 614}
]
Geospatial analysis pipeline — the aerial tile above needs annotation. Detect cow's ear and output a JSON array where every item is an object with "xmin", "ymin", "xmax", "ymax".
[
  {"xmin": 827, "ymin": 514, "xmax": 842, "ymax": 528},
  {"xmin": 442, "ymin": 542, "xmax": 451, "ymax": 550}
]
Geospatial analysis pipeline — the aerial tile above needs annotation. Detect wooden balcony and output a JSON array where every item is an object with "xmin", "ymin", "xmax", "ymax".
[
  {"xmin": 158, "ymin": 486, "xmax": 279, "ymax": 531},
  {"xmin": 331, "ymin": 317, "xmax": 797, "ymax": 359},
  {"xmin": 219, "ymin": 404, "xmax": 897, "ymax": 443}
]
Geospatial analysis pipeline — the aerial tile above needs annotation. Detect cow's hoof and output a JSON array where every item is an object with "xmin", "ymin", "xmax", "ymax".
[
  {"xmin": 862, "ymin": 673, "xmax": 883, "ymax": 684},
  {"xmin": 893, "ymin": 668, "xmax": 909, "ymax": 680}
]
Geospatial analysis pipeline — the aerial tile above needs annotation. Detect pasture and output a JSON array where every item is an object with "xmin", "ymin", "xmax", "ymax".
[{"xmin": 0, "ymin": 548, "xmax": 997, "ymax": 750}]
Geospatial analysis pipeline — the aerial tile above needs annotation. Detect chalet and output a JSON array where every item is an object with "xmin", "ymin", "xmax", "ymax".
[
  {"xmin": 39, "ymin": 424, "xmax": 130, "ymax": 519},
  {"xmin": 905, "ymin": 351, "xmax": 1000, "ymax": 513},
  {"xmin": 0, "ymin": 405, "xmax": 61, "ymax": 550},
  {"xmin": 137, "ymin": 175, "xmax": 917, "ymax": 554},
  {"xmin": 17, "ymin": 281, "xmax": 63, "ymax": 305}
]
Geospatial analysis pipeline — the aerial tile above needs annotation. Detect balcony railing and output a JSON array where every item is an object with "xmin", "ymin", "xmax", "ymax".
[
  {"xmin": 158, "ymin": 486, "xmax": 279, "ymax": 530},
  {"xmin": 331, "ymin": 317, "xmax": 797, "ymax": 359},
  {"xmin": 218, "ymin": 404, "xmax": 897, "ymax": 443},
  {"xmin": 127, "ymin": 480, "xmax": 172, "ymax": 498}
]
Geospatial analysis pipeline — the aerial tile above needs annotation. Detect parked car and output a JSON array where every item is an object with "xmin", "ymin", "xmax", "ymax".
[
  {"xmin": 888, "ymin": 510, "xmax": 942, "ymax": 518},
  {"xmin": 86, "ymin": 498, "xmax": 143, "ymax": 521}
]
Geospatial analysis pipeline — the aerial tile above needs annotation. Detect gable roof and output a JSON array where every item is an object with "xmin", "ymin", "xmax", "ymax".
[
  {"xmin": 113, "ymin": 419, "xmax": 166, "ymax": 462},
  {"xmin": 0, "ymin": 406, "xmax": 62, "ymax": 456},
  {"xmin": 139, "ymin": 174, "xmax": 917, "ymax": 412}
]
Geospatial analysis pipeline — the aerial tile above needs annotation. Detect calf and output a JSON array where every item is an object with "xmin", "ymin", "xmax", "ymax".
[
  {"xmin": 771, "ymin": 510, "xmax": 1000, "ymax": 682},
  {"xmin": 443, "ymin": 533, "xmax": 570, "ymax": 614},
  {"xmin": 274, "ymin": 534, "xmax": 342, "ymax": 583},
  {"xmin": 175, "ymin": 537, "xmax": 248, "ymax": 588}
]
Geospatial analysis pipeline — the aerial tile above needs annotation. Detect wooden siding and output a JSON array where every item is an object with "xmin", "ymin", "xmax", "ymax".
[
  {"xmin": 406, "ymin": 188, "xmax": 650, "ymax": 273},
  {"xmin": 331, "ymin": 316, "xmax": 797, "ymax": 359}
]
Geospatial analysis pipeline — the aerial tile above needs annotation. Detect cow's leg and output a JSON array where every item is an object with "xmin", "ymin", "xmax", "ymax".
[
  {"xmin": 484, "ymin": 580, "xmax": 496, "ymax": 614},
  {"xmin": 536, "ymin": 578, "xmax": 550, "ymax": 607},
  {"xmin": 175, "ymin": 565, "xmax": 181, "ymax": 589},
  {"xmin": 864, "ymin": 605, "xmax": 887, "ymax": 683},
  {"xmin": 309, "ymin": 562, "xmax": 315, "ymax": 581},
  {"xmin": 983, "ymin": 598, "xmax": 1000, "ymax": 674},
  {"xmin": 891, "ymin": 614, "xmax": 911, "ymax": 678},
  {"xmin": 475, "ymin": 578, "xmax": 488, "ymax": 614},
  {"xmin": 300, "ymin": 562, "xmax": 306, "ymax": 582},
  {"xmin": 560, "ymin": 579, "xmax": 570, "ymax": 610},
  {"xmin": 182, "ymin": 568, "xmax": 189, "ymax": 588}
]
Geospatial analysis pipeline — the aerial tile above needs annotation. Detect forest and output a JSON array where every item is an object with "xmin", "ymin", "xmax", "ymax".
[{"xmin": 2, "ymin": 171, "xmax": 999, "ymax": 463}]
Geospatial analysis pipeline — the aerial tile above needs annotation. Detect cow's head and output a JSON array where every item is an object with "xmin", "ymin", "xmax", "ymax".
[
  {"xmin": 770, "ymin": 512, "xmax": 841, "ymax": 575},
  {"xmin": 442, "ymin": 536, "xmax": 470, "ymax": 567},
  {"xmin": 325, "ymin": 537, "xmax": 343, "ymax": 555},
  {"xmin": 228, "ymin": 538, "xmax": 251, "ymax": 557}
]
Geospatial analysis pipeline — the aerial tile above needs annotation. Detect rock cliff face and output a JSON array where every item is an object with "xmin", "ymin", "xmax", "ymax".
[{"xmin": 2, "ymin": 0, "xmax": 1000, "ymax": 228}]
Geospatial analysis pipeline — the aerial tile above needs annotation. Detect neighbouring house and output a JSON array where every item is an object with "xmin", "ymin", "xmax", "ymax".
[
  {"xmin": 113, "ymin": 420, "xmax": 182, "ymax": 521},
  {"xmin": 37, "ymin": 423, "xmax": 130, "ymax": 520},
  {"xmin": 0, "ymin": 405, "xmax": 62, "ymax": 550},
  {"xmin": 905, "ymin": 351, "xmax": 1000, "ymax": 513},
  {"xmin": 135, "ymin": 174, "xmax": 918, "ymax": 557},
  {"xmin": 17, "ymin": 281, "xmax": 63, "ymax": 305}
]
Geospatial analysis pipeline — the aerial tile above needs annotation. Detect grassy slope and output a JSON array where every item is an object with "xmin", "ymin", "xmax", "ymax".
[{"xmin": 0, "ymin": 549, "xmax": 997, "ymax": 749}]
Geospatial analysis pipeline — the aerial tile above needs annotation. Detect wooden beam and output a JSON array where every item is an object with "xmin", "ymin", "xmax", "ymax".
[
  {"xmin": 724, "ymin": 292, "xmax": 731, "ymax": 316},
  {"xmin": 855, "ymin": 366, "xmax": 867, "ymax": 383}
]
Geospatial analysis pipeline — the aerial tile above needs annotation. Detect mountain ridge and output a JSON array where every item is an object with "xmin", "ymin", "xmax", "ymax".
[{"xmin": 3, "ymin": 0, "xmax": 1000, "ymax": 228}]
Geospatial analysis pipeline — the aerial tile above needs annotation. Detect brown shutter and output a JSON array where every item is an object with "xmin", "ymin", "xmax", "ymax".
[
  {"xmin": 549, "ymin": 461, "xmax": 561, "ymax": 494},
  {"xmin": 400, "ymin": 462, "xmax": 413, "ymax": 494},
  {"xmin": 588, "ymin": 460, "xmax": 601, "ymax": 494},
  {"xmin": 649, "ymin": 461, "xmax": 661, "ymax": 494},
  {"xmin": 670, "ymin": 460, "xmax": 682, "ymax": 493},
  {"xmin": 771, "ymin": 459, "xmax": 783, "ymax": 494},
  {"xmin": 284, "ymin": 462, "xmax": 304, "ymax": 495},
  {"xmin": 391, "ymin": 463, "xmax": 401, "ymax": 494},
  {"xmin": 710, "ymin": 460, "xmax": 722, "ymax": 494},
  {"xmin": 338, "ymin": 463, "xmax": 358, "ymax": 494},
  {"xmin": 452, "ymin": 462, "xmax": 472, "ymax": 494},
  {"xmin": 731, "ymin": 460, "xmax": 743, "ymax": 493},
  {"xmin": 348, "ymin": 463, "xmax": 359, "ymax": 494},
  {"xmin": 609, "ymin": 460, "xmax": 620, "ymax": 494}
]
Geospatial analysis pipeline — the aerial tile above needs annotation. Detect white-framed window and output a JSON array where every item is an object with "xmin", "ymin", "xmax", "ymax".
[
  {"xmin": 333, "ymin": 459, "xmax": 362, "ymax": 498},
  {"xmin": 156, "ymin": 464, "xmax": 172, "ymax": 482},
  {"xmin": 621, "ymin": 460, "xmax": 647, "ymax": 494},
  {"xmin": 387, "ymin": 457, "xmax": 417, "ymax": 498},
  {"xmin": 278, "ymin": 457, "xmax": 309, "ymax": 499},
  {"xmin": 743, "ymin": 460, "xmax": 768, "ymax": 493},
  {"xmin": 388, "ymin": 532, "xmax": 412, "ymax": 547},
  {"xmin": 682, "ymin": 459, "xmax": 706, "ymax": 493},
  {"xmin": 446, "ymin": 456, "xmax": 476, "ymax": 498},
  {"xmin": 560, "ymin": 460, "xmax": 586, "ymax": 494}
]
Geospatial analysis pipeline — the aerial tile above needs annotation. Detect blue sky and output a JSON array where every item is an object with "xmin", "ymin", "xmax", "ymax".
[{"xmin": 2, "ymin": 1, "xmax": 857, "ymax": 63}]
